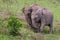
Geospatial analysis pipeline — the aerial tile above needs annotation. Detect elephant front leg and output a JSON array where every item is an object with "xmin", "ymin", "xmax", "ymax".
[
  {"xmin": 32, "ymin": 20, "xmax": 40, "ymax": 32},
  {"xmin": 40, "ymin": 22, "xmax": 45, "ymax": 34}
]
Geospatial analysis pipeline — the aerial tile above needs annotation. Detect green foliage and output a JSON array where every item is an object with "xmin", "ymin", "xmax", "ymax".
[{"xmin": 7, "ymin": 15, "xmax": 22, "ymax": 36}]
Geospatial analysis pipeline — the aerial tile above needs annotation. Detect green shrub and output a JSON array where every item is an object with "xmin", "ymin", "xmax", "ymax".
[{"xmin": 7, "ymin": 15, "xmax": 22, "ymax": 36}]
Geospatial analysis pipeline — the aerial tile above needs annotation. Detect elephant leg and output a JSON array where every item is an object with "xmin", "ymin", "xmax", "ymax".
[
  {"xmin": 32, "ymin": 19, "xmax": 39, "ymax": 32},
  {"xmin": 49, "ymin": 24, "xmax": 54, "ymax": 34},
  {"xmin": 38, "ymin": 23, "xmax": 41, "ymax": 32},
  {"xmin": 39, "ymin": 18, "xmax": 45, "ymax": 33},
  {"xmin": 40, "ymin": 23, "xmax": 45, "ymax": 33},
  {"xmin": 40, "ymin": 18, "xmax": 45, "ymax": 33}
]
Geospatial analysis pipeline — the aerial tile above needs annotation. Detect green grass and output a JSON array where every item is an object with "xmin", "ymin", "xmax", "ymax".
[
  {"xmin": 0, "ymin": 0, "xmax": 60, "ymax": 40},
  {"xmin": 0, "ymin": 34, "xmax": 13, "ymax": 40}
]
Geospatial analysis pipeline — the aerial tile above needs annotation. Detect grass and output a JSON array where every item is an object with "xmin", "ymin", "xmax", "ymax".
[
  {"xmin": 0, "ymin": 34, "xmax": 13, "ymax": 40},
  {"xmin": 0, "ymin": 0, "xmax": 60, "ymax": 40}
]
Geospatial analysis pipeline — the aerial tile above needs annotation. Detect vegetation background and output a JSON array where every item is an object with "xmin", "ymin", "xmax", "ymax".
[{"xmin": 0, "ymin": 0, "xmax": 60, "ymax": 40}]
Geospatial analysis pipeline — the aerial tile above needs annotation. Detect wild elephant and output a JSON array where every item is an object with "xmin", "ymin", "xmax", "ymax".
[
  {"xmin": 22, "ymin": 4, "xmax": 42, "ymax": 32},
  {"xmin": 22, "ymin": 4, "xmax": 54, "ymax": 34},
  {"xmin": 31, "ymin": 8, "xmax": 54, "ymax": 34}
]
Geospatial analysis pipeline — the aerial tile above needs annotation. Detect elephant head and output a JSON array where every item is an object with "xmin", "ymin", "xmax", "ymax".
[{"xmin": 22, "ymin": 7, "xmax": 32, "ymax": 15}]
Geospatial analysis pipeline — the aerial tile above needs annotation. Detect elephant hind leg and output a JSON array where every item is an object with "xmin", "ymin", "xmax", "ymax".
[{"xmin": 49, "ymin": 24, "xmax": 54, "ymax": 34}]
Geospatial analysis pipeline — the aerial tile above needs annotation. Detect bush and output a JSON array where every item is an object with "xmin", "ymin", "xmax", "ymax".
[{"xmin": 7, "ymin": 15, "xmax": 22, "ymax": 36}]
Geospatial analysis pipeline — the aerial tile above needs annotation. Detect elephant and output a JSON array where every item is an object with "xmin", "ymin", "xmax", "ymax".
[
  {"xmin": 22, "ymin": 4, "xmax": 54, "ymax": 34},
  {"xmin": 31, "ymin": 8, "xmax": 54, "ymax": 34},
  {"xmin": 22, "ymin": 4, "xmax": 43, "ymax": 32}
]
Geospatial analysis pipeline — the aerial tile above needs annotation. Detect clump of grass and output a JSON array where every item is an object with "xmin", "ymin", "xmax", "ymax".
[{"xmin": 7, "ymin": 14, "xmax": 23, "ymax": 36}]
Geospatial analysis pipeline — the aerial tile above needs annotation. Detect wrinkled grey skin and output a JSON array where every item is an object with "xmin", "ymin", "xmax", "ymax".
[{"xmin": 31, "ymin": 8, "xmax": 54, "ymax": 34}]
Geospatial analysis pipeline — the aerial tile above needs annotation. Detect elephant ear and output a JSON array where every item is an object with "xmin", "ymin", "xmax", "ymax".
[
  {"xmin": 43, "ymin": 8, "xmax": 47, "ymax": 15},
  {"xmin": 40, "ymin": 8, "xmax": 46, "ymax": 15},
  {"xmin": 38, "ymin": 9, "xmax": 44, "ymax": 16}
]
